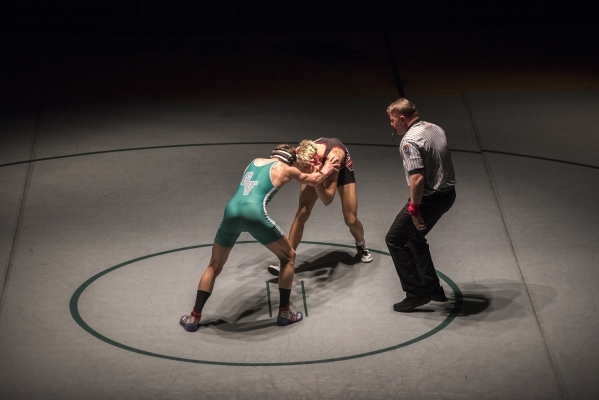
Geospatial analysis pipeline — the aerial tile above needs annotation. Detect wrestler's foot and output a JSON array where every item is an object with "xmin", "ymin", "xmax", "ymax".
[
  {"xmin": 180, "ymin": 310, "xmax": 202, "ymax": 332},
  {"xmin": 393, "ymin": 294, "xmax": 431, "ymax": 312},
  {"xmin": 277, "ymin": 302, "xmax": 303, "ymax": 326},
  {"xmin": 356, "ymin": 244, "xmax": 373, "ymax": 263},
  {"xmin": 268, "ymin": 264, "xmax": 280, "ymax": 276}
]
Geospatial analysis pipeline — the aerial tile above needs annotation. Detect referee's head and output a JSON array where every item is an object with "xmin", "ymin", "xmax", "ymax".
[
  {"xmin": 387, "ymin": 98, "xmax": 418, "ymax": 118},
  {"xmin": 387, "ymin": 98, "xmax": 419, "ymax": 136}
]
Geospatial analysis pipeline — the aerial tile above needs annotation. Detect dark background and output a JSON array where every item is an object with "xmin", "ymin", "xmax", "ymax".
[
  {"xmin": 2, "ymin": 1, "xmax": 597, "ymax": 35},
  {"xmin": 1, "ymin": 1, "xmax": 598, "ymax": 101}
]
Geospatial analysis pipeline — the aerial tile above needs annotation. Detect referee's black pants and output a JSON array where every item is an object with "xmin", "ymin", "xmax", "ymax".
[{"xmin": 385, "ymin": 188, "xmax": 456, "ymax": 297}]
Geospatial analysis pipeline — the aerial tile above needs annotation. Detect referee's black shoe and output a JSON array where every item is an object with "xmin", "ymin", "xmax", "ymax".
[
  {"xmin": 430, "ymin": 286, "xmax": 448, "ymax": 302},
  {"xmin": 393, "ymin": 294, "xmax": 431, "ymax": 312}
]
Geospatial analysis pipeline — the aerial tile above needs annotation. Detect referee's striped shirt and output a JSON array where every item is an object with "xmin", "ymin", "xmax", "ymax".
[{"xmin": 399, "ymin": 120, "xmax": 456, "ymax": 196}]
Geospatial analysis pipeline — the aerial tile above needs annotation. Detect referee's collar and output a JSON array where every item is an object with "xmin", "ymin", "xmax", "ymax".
[{"xmin": 407, "ymin": 118, "xmax": 421, "ymax": 130}]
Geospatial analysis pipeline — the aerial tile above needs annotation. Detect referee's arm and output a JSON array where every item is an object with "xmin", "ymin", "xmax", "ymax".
[
  {"xmin": 408, "ymin": 169, "xmax": 425, "ymax": 205},
  {"xmin": 408, "ymin": 169, "xmax": 426, "ymax": 230}
]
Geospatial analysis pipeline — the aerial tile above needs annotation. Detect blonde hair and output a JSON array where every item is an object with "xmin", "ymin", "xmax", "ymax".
[
  {"xmin": 296, "ymin": 140, "xmax": 317, "ymax": 164},
  {"xmin": 386, "ymin": 98, "xmax": 418, "ymax": 118}
]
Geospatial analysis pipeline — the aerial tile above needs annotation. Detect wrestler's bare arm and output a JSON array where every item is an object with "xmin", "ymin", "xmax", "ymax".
[
  {"xmin": 325, "ymin": 148, "xmax": 343, "ymax": 168},
  {"xmin": 270, "ymin": 162, "xmax": 337, "ymax": 188},
  {"xmin": 314, "ymin": 147, "xmax": 344, "ymax": 204}
]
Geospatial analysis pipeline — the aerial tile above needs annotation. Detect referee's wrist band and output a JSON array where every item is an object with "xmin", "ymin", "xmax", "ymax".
[{"xmin": 408, "ymin": 202, "xmax": 420, "ymax": 216}]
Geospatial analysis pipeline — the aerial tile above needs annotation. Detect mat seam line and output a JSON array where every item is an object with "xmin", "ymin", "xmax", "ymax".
[
  {"xmin": 0, "ymin": 103, "xmax": 41, "ymax": 311},
  {"xmin": 462, "ymin": 93, "xmax": 568, "ymax": 400},
  {"xmin": 382, "ymin": 29, "xmax": 405, "ymax": 98}
]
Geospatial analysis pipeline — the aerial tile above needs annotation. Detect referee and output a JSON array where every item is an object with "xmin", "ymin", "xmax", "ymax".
[{"xmin": 385, "ymin": 98, "xmax": 456, "ymax": 312}]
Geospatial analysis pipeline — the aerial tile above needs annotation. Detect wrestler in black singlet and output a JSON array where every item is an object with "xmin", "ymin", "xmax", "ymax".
[{"xmin": 314, "ymin": 137, "xmax": 356, "ymax": 186}]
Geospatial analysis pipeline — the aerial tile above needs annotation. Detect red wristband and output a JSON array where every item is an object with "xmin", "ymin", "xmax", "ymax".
[{"xmin": 408, "ymin": 202, "xmax": 420, "ymax": 216}]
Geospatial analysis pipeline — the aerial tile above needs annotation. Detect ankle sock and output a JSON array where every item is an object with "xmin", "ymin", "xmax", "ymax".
[
  {"xmin": 279, "ymin": 288, "xmax": 291, "ymax": 308},
  {"xmin": 193, "ymin": 290, "xmax": 211, "ymax": 314}
]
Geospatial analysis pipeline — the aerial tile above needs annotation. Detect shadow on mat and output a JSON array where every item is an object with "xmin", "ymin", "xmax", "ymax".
[
  {"xmin": 297, "ymin": 250, "xmax": 361, "ymax": 270},
  {"xmin": 443, "ymin": 293, "xmax": 491, "ymax": 316},
  {"xmin": 199, "ymin": 307, "xmax": 266, "ymax": 329},
  {"xmin": 434, "ymin": 280, "xmax": 556, "ymax": 323},
  {"xmin": 399, "ymin": 308, "xmax": 435, "ymax": 313},
  {"xmin": 200, "ymin": 296, "xmax": 280, "ymax": 334},
  {"xmin": 207, "ymin": 319, "xmax": 276, "ymax": 333},
  {"xmin": 266, "ymin": 250, "xmax": 359, "ymax": 284},
  {"xmin": 202, "ymin": 250, "xmax": 365, "ymax": 335},
  {"xmin": 199, "ymin": 307, "xmax": 277, "ymax": 333}
]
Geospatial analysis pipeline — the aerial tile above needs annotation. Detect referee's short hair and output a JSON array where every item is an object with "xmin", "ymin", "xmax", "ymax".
[{"xmin": 387, "ymin": 98, "xmax": 418, "ymax": 118}]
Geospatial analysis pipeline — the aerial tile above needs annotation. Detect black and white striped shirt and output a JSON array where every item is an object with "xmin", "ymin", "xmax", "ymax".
[{"xmin": 399, "ymin": 120, "xmax": 456, "ymax": 196}]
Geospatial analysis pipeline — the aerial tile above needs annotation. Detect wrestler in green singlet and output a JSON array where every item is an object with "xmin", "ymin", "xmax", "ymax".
[{"xmin": 214, "ymin": 159, "xmax": 284, "ymax": 247}]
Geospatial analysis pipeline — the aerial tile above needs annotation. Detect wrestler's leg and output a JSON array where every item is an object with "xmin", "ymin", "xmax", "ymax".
[
  {"xmin": 180, "ymin": 242, "xmax": 232, "ymax": 332},
  {"xmin": 337, "ymin": 183, "xmax": 365, "ymax": 242},
  {"xmin": 198, "ymin": 241, "xmax": 232, "ymax": 292},
  {"xmin": 265, "ymin": 236, "xmax": 296, "ymax": 290},
  {"xmin": 265, "ymin": 236, "xmax": 303, "ymax": 325},
  {"xmin": 288, "ymin": 184, "xmax": 319, "ymax": 250},
  {"xmin": 338, "ymin": 183, "xmax": 373, "ymax": 263},
  {"xmin": 267, "ymin": 185, "xmax": 318, "ymax": 276}
]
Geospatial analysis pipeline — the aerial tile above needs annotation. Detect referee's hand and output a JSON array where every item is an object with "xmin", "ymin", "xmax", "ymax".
[{"xmin": 411, "ymin": 214, "xmax": 426, "ymax": 231}]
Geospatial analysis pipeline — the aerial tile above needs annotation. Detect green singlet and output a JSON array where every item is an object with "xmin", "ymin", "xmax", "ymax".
[{"xmin": 214, "ymin": 159, "xmax": 284, "ymax": 247}]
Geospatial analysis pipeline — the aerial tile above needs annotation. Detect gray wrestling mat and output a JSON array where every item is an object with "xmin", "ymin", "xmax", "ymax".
[{"xmin": 1, "ymin": 89, "xmax": 598, "ymax": 399}]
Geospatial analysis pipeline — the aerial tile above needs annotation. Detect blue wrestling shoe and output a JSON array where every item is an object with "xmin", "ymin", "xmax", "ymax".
[
  {"xmin": 277, "ymin": 302, "xmax": 303, "ymax": 326},
  {"xmin": 180, "ymin": 310, "xmax": 202, "ymax": 332}
]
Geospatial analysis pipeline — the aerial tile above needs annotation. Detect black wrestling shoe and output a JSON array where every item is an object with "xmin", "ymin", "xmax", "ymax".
[
  {"xmin": 430, "ymin": 286, "xmax": 448, "ymax": 302},
  {"xmin": 393, "ymin": 294, "xmax": 431, "ymax": 312}
]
